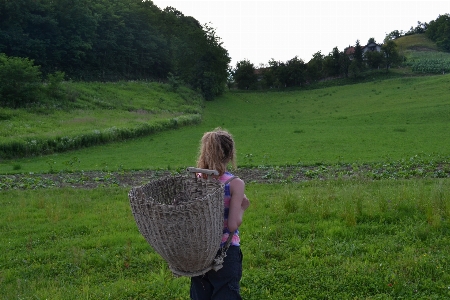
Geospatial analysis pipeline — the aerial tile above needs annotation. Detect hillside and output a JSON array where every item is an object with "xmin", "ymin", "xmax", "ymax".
[
  {"xmin": 394, "ymin": 34, "xmax": 450, "ymax": 73},
  {"xmin": 394, "ymin": 33, "xmax": 440, "ymax": 52},
  {"xmin": 1, "ymin": 73, "xmax": 449, "ymax": 176}
]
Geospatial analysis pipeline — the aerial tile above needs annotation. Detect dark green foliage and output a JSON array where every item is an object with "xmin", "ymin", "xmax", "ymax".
[
  {"xmin": 426, "ymin": 13, "xmax": 450, "ymax": 52},
  {"xmin": 353, "ymin": 39, "xmax": 364, "ymax": 67},
  {"xmin": 307, "ymin": 51, "xmax": 324, "ymax": 81},
  {"xmin": 382, "ymin": 40, "xmax": 401, "ymax": 71},
  {"xmin": 233, "ymin": 59, "xmax": 258, "ymax": 90},
  {"xmin": 167, "ymin": 72, "xmax": 181, "ymax": 91},
  {"xmin": 284, "ymin": 56, "xmax": 307, "ymax": 87},
  {"xmin": 365, "ymin": 50, "xmax": 385, "ymax": 69},
  {"xmin": 0, "ymin": 0, "xmax": 230, "ymax": 100},
  {"xmin": 260, "ymin": 57, "xmax": 306, "ymax": 89},
  {"xmin": 339, "ymin": 51, "xmax": 351, "ymax": 78},
  {"xmin": 44, "ymin": 71, "xmax": 66, "ymax": 99},
  {"xmin": 0, "ymin": 53, "xmax": 42, "ymax": 108}
]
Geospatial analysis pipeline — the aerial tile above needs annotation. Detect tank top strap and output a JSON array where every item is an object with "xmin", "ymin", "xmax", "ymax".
[{"xmin": 223, "ymin": 176, "xmax": 238, "ymax": 185}]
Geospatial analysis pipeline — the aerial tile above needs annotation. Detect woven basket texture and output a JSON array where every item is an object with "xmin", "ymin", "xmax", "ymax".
[{"xmin": 128, "ymin": 175, "xmax": 225, "ymax": 277}]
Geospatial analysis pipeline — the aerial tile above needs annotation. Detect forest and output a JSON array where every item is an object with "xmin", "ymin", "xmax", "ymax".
[{"xmin": 0, "ymin": 0, "xmax": 230, "ymax": 100}]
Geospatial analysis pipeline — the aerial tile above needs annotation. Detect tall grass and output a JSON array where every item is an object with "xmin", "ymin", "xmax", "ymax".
[{"xmin": 1, "ymin": 179, "xmax": 449, "ymax": 299}]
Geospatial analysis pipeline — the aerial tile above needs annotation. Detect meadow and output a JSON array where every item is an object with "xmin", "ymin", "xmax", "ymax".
[
  {"xmin": 1, "ymin": 180, "xmax": 449, "ymax": 299},
  {"xmin": 1, "ymin": 74, "xmax": 450, "ymax": 174},
  {"xmin": 0, "ymin": 81, "xmax": 202, "ymax": 160},
  {"xmin": 1, "ymin": 73, "xmax": 450, "ymax": 299}
]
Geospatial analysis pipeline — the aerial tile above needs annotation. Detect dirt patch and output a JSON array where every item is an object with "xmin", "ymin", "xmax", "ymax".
[{"xmin": 1, "ymin": 163, "xmax": 448, "ymax": 190}]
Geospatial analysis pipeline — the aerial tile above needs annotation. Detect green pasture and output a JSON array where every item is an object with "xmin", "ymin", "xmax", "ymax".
[
  {"xmin": 0, "ymin": 81, "xmax": 202, "ymax": 140},
  {"xmin": 0, "ymin": 81, "xmax": 202, "ymax": 160},
  {"xmin": 1, "ymin": 74, "xmax": 449, "ymax": 174},
  {"xmin": 1, "ymin": 179, "xmax": 449, "ymax": 299}
]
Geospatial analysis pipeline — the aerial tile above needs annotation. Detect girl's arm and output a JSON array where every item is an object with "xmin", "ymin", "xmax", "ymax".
[{"xmin": 227, "ymin": 178, "xmax": 249, "ymax": 232}]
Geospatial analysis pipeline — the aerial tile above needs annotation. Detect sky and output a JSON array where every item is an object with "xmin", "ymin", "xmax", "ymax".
[{"xmin": 151, "ymin": 0, "xmax": 450, "ymax": 67}]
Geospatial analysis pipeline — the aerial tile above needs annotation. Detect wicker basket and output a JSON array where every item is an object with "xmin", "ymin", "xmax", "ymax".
[{"xmin": 128, "ymin": 168, "xmax": 229, "ymax": 277}]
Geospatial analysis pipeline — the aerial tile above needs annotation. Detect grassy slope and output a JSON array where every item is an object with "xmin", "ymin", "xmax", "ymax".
[
  {"xmin": 0, "ymin": 81, "xmax": 202, "ymax": 142},
  {"xmin": 394, "ymin": 33, "xmax": 440, "ymax": 53},
  {"xmin": 1, "ymin": 74, "xmax": 449, "ymax": 174}
]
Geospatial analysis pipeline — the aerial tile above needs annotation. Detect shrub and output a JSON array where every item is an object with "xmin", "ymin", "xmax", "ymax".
[
  {"xmin": 0, "ymin": 53, "xmax": 43, "ymax": 108},
  {"xmin": 45, "ymin": 71, "xmax": 66, "ymax": 99}
]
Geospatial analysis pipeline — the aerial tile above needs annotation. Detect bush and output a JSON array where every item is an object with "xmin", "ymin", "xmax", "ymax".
[
  {"xmin": 0, "ymin": 53, "xmax": 43, "ymax": 108},
  {"xmin": 45, "ymin": 71, "xmax": 66, "ymax": 99}
]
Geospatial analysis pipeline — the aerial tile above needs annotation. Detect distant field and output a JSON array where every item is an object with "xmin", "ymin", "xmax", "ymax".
[
  {"xmin": 395, "ymin": 34, "xmax": 450, "ymax": 74},
  {"xmin": 1, "ymin": 74, "xmax": 449, "ymax": 174},
  {"xmin": 405, "ymin": 51, "xmax": 450, "ymax": 73}
]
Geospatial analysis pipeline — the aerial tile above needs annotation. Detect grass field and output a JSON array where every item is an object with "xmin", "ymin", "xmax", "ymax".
[
  {"xmin": 1, "ymin": 74, "xmax": 449, "ymax": 174},
  {"xmin": 1, "ymin": 179, "xmax": 449, "ymax": 299}
]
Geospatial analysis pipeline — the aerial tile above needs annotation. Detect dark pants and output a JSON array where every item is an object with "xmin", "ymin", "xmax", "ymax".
[{"xmin": 190, "ymin": 246, "xmax": 243, "ymax": 300}]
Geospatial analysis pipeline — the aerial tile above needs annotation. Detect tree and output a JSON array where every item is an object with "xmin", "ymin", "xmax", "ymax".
[
  {"xmin": 0, "ymin": 53, "xmax": 42, "ymax": 108},
  {"xmin": 353, "ymin": 39, "xmax": 364, "ymax": 67},
  {"xmin": 382, "ymin": 40, "xmax": 401, "ymax": 71},
  {"xmin": 339, "ymin": 51, "xmax": 351, "ymax": 78},
  {"xmin": 285, "ymin": 56, "xmax": 307, "ymax": 87},
  {"xmin": 365, "ymin": 51, "xmax": 384, "ymax": 69},
  {"xmin": 385, "ymin": 30, "xmax": 403, "ymax": 41},
  {"xmin": 307, "ymin": 51, "xmax": 324, "ymax": 81},
  {"xmin": 233, "ymin": 59, "xmax": 257, "ymax": 90},
  {"xmin": 331, "ymin": 47, "xmax": 341, "ymax": 76},
  {"xmin": 266, "ymin": 59, "xmax": 285, "ymax": 88},
  {"xmin": 322, "ymin": 47, "xmax": 340, "ymax": 78},
  {"xmin": 426, "ymin": 14, "xmax": 450, "ymax": 52}
]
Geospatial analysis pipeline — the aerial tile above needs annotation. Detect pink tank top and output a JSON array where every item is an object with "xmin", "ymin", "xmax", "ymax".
[{"xmin": 218, "ymin": 172, "xmax": 240, "ymax": 247}]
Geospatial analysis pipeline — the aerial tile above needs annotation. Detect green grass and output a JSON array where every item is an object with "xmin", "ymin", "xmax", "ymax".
[
  {"xmin": 0, "ymin": 81, "xmax": 203, "ymax": 159},
  {"xmin": 1, "ymin": 179, "xmax": 449, "ymax": 299},
  {"xmin": 394, "ymin": 33, "xmax": 440, "ymax": 52},
  {"xmin": 1, "ymin": 74, "xmax": 449, "ymax": 174},
  {"xmin": 0, "ymin": 81, "xmax": 202, "ymax": 141}
]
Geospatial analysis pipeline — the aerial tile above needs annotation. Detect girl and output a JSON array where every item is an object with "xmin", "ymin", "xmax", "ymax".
[{"xmin": 190, "ymin": 128, "xmax": 250, "ymax": 300}]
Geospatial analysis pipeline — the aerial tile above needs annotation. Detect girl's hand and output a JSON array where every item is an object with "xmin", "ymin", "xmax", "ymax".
[{"xmin": 242, "ymin": 194, "xmax": 250, "ymax": 211}]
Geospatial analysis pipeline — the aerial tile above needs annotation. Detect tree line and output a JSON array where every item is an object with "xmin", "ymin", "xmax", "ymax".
[
  {"xmin": 232, "ymin": 13, "xmax": 450, "ymax": 90},
  {"xmin": 232, "ymin": 38, "xmax": 400, "ymax": 90},
  {"xmin": 0, "ymin": 0, "xmax": 230, "ymax": 104}
]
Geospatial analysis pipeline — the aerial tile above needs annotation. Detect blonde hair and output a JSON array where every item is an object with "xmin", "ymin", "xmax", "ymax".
[{"xmin": 197, "ymin": 128, "xmax": 236, "ymax": 176}]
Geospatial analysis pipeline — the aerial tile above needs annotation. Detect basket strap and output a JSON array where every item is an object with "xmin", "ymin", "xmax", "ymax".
[
  {"xmin": 186, "ymin": 167, "xmax": 218, "ymax": 178},
  {"xmin": 223, "ymin": 230, "xmax": 234, "ymax": 249}
]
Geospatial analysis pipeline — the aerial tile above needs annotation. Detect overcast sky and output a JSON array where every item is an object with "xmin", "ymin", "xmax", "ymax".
[{"xmin": 151, "ymin": 0, "xmax": 450, "ymax": 67}]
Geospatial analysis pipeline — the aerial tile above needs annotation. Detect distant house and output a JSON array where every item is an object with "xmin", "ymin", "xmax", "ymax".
[
  {"xmin": 344, "ymin": 42, "xmax": 382, "ymax": 60},
  {"xmin": 344, "ymin": 46, "xmax": 356, "ymax": 60},
  {"xmin": 362, "ymin": 42, "xmax": 382, "ymax": 54}
]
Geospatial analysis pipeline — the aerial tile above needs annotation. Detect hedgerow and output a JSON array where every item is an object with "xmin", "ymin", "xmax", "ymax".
[{"xmin": 0, "ymin": 114, "xmax": 201, "ymax": 159}]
